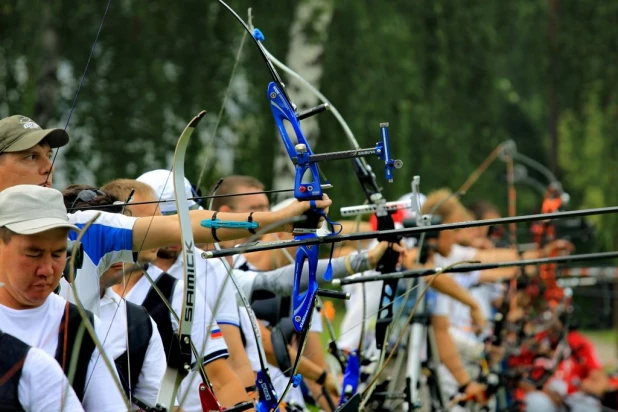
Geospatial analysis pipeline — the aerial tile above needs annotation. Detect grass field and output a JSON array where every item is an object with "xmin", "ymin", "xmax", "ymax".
[{"xmin": 582, "ymin": 329, "xmax": 617, "ymax": 369}]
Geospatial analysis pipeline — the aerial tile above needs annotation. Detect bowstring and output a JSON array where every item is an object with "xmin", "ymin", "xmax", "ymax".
[
  {"xmin": 195, "ymin": 19, "xmax": 248, "ymax": 190},
  {"xmin": 53, "ymin": 1, "xmax": 117, "ymax": 407},
  {"xmin": 47, "ymin": 0, "xmax": 113, "ymax": 183}
]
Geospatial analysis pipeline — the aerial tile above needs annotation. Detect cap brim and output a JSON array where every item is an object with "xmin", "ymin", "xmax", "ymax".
[
  {"xmin": 6, "ymin": 218, "xmax": 79, "ymax": 235},
  {"xmin": 5, "ymin": 128, "xmax": 69, "ymax": 152}
]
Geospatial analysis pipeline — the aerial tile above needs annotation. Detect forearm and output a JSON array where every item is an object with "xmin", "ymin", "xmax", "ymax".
[
  {"xmin": 338, "ymin": 220, "xmax": 372, "ymax": 234},
  {"xmin": 133, "ymin": 210, "xmax": 287, "ymax": 250},
  {"xmin": 431, "ymin": 274, "xmax": 478, "ymax": 309},
  {"xmin": 474, "ymin": 248, "xmax": 519, "ymax": 263},
  {"xmin": 474, "ymin": 249, "xmax": 524, "ymax": 281},
  {"xmin": 221, "ymin": 325, "xmax": 256, "ymax": 388},
  {"xmin": 261, "ymin": 325, "xmax": 323, "ymax": 381},
  {"xmin": 206, "ymin": 359, "xmax": 254, "ymax": 409},
  {"xmin": 580, "ymin": 370, "xmax": 608, "ymax": 397},
  {"xmin": 304, "ymin": 333, "xmax": 335, "ymax": 411},
  {"xmin": 432, "ymin": 316, "xmax": 471, "ymax": 386},
  {"xmin": 288, "ymin": 346, "xmax": 326, "ymax": 382},
  {"xmin": 478, "ymin": 267, "xmax": 518, "ymax": 283},
  {"xmin": 190, "ymin": 209, "xmax": 287, "ymax": 244},
  {"xmin": 251, "ymin": 253, "xmax": 372, "ymax": 296}
]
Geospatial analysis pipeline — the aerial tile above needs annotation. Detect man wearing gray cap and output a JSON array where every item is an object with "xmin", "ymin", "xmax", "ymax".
[
  {"xmin": 0, "ymin": 115, "xmax": 332, "ymax": 316},
  {"xmin": 0, "ymin": 185, "xmax": 127, "ymax": 411}
]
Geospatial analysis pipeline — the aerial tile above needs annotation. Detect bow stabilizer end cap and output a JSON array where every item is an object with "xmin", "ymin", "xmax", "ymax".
[
  {"xmin": 292, "ymin": 374, "xmax": 302, "ymax": 388},
  {"xmin": 253, "ymin": 28, "xmax": 265, "ymax": 42}
]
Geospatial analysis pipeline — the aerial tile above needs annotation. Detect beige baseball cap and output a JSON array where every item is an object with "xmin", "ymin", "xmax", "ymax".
[
  {"xmin": 0, "ymin": 185, "xmax": 79, "ymax": 235},
  {"xmin": 0, "ymin": 115, "xmax": 69, "ymax": 153}
]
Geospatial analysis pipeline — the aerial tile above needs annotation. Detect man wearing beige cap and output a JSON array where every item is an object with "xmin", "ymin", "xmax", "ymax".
[
  {"xmin": 0, "ymin": 115, "xmax": 68, "ymax": 190},
  {"xmin": 0, "ymin": 185, "xmax": 127, "ymax": 411},
  {"xmin": 0, "ymin": 114, "xmax": 332, "ymax": 316}
]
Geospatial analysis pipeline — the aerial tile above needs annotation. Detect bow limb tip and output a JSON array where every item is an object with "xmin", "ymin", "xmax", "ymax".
[{"xmin": 189, "ymin": 110, "xmax": 207, "ymax": 127}]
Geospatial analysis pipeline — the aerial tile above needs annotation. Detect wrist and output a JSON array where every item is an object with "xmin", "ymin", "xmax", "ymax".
[
  {"xmin": 458, "ymin": 380, "xmax": 471, "ymax": 393},
  {"xmin": 344, "ymin": 255, "xmax": 355, "ymax": 275},
  {"xmin": 271, "ymin": 210, "xmax": 289, "ymax": 232}
]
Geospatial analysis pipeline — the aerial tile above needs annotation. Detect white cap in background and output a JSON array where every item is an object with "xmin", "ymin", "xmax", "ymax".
[{"xmin": 137, "ymin": 169, "xmax": 202, "ymax": 214}]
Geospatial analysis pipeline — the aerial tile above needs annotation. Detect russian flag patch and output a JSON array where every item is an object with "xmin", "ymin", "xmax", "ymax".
[{"xmin": 210, "ymin": 328, "xmax": 223, "ymax": 339}]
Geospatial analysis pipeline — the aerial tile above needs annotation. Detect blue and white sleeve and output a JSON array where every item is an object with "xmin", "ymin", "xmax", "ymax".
[{"xmin": 68, "ymin": 210, "xmax": 137, "ymax": 275}]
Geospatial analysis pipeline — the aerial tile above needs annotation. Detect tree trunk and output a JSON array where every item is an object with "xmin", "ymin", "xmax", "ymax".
[{"xmin": 271, "ymin": 0, "xmax": 334, "ymax": 202}]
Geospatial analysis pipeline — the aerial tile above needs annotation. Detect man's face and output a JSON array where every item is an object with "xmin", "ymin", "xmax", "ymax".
[
  {"xmin": 217, "ymin": 185, "xmax": 270, "ymax": 249},
  {"xmin": 100, "ymin": 263, "xmax": 125, "ymax": 290},
  {"xmin": 0, "ymin": 142, "xmax": 54, "ymax": 191},
  {"xmin": 246, "ymin": 232, "xmax": 297, "ymax": 269},
  {"xmin": 227, "ymin": 186, "xmax": 270, "ymax": 214},
  {"xmin": 438, "ymin": 210, "xmax": 468, "ymax": 256},
  {"xmin": 100, "ymin": 262, "xmax": 144, "ymax": 290},
  {"xmin": 126, "ymin": 192, "xmax": 160, "ymax": 262},
  {"xmin": 0, "ymin": 228, "xmax": 67, "ymax": 308}
]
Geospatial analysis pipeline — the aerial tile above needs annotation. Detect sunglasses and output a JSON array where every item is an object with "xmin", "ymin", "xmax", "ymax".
[{"xmin": 70, "ymin": 189, "xmax": 107, "ymax": 210}]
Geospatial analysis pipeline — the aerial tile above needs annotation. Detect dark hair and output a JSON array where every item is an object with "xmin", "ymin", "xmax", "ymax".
[
  {"xmin": 209, "ymin": 175, "xmax": 265, "ymax": 211},
  {"xmin": 0, "ymin": 227, "xmax": 15, "ymax": 244},
  {"xmin": 62, "ymin": 184, "xmax": 123, "ymax": 213}
]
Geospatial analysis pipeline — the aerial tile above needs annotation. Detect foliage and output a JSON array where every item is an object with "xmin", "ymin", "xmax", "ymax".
[{"xmin": 1, "ymin": 0, "xmax": 616, "ymax": 249}]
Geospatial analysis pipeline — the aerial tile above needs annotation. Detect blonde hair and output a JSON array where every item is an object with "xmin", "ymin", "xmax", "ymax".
[
  {"xmin": 421, "ymin": 188, "xmax": 468, "ymax": 222},
  {"xmin": 101, "ymin": 179, "xmax": 155, "ymax": 202}
]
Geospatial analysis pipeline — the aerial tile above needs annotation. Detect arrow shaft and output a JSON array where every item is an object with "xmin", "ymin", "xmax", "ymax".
[
  {"xmin": 203, "ymin": 206, "xmax": 618, "ymax": 259},
  {"xmin": 334, "ymin": 252, "xmax": 618, "ymax": 286}
]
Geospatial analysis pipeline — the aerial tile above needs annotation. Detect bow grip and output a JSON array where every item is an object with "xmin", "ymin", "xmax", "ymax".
[
  {"xmin": 339, "ymin": 350, "xmax": 360, "ymax": 406},
  {"xmin": 292, "ymin": 235, "xmax": 319, "ymax": 332},
  {"xmin": 255, "ymin": 370, "xmax": 279, "ymax": 412},
  {"xmin": 375, "ymin": 277, "xmax": 398, "ymax": 350},
  {"xmin": 294, "ymin": 208, "xmax": 323, "ymax": 231},
  {"xmin": 376, "ymin": 245, "xmax": 400, "ymax": 275},
  {"xmin": 267, "ymin": 82, "xmax": 323, "ymax": 205}
]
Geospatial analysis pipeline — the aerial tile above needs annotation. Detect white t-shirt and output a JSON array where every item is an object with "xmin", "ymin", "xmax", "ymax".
[
  {"xmin": 98, "ymin": 288, "xmax": 166, "ymax": 408},
  {"xmin": 63, "ymin": 210, "xmax": 137, "ymax": 316},
  {"xmin": 19, "ymin": 346, "xmax": 85, "ymax": 412},
  {"xmin": 339, "ymin": 268, "xmax": 383, "ymax": 352},
  {"xmin": 149, "ymin": 247, "xmax": 240, "ymax": 327},
  {"xmin": 433, "ymin": 245, "xmax": 482, "ymax": 341},
  {"xmin": 0, "ymin": 293, "xmax": 126, "ymax": 412},
  {"xmin": 339, "ymin": 242, "xmax": 399, "ymax": 352},
  {"xmin": 124, "ymin": 272, "xmax": 229, "ymax": 412}
]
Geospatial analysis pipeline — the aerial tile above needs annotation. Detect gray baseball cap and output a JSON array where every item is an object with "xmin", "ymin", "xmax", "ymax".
[
  {"xmin": 0, "ymin": 115, "xmax": 69, "ymax": 153},
  {"xmin": 0, "ymin": 185, "xmax": 79, "ymax": 235}
]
